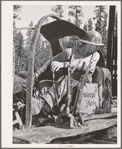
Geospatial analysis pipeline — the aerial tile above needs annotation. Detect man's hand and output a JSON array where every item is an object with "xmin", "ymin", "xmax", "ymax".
[
  {"xmin": 33, "ymin": 72, "xmax": 39, "ymax": 86},
  {"xmin": 69, "ymin": 59, "xmax": 80, "ymax": 68},
  {"xmin": 69, "ymin": 59, "xmax": 84, "ymax": 71},
  {"xmin": 51, "ymin": 61, "xmax": 63, "ymax": 71}
]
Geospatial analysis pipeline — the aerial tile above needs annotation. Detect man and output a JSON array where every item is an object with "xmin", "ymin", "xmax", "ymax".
[{"xmin": 32, "ymin": 30, "xmax": 104, "ymax": 116}]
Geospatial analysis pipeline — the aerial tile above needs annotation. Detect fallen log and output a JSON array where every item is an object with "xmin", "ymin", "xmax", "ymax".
[
  {"xmin": 90, "ymin": 139, "xmax": 115, "ymax": 144},
  {"xmin": 78, "ymin": 112, "xmax": 117, "ymax": 126},
  {"xmin": 80, "ymin": 112, "xmax": 117, "ymax": 122},
  {"xmin": 13, "ymin": 118, "xmax": 117, "ymax": 144}
]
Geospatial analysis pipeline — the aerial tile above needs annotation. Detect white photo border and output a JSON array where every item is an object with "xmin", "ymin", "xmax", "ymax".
[{"xmin": 1, "ymin": 1, "xmax": 121, "ymax": 148}]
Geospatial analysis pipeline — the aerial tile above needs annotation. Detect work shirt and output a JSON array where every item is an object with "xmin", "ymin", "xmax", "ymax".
[
  {"xmin": 36, "ymin": 48, "xmax": 100, "ymax": 82},
  {"xmin": 53, "ymin": 48, "xmax": 100, "ymax": 82}
]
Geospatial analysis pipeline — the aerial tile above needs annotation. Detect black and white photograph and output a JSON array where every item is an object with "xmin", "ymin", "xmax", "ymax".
[{"xmin": 1, "ymin": 1, "xmax": 121, "ymax": 148}]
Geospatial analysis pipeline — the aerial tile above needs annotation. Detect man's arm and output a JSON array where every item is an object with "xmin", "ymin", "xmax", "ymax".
[
  {"xmin": 88, "ymin": 52, "xmax": 100, "ymax": 75},
  {"xmin": 34, "ymin": 48, "xmax": 72, "ymax": 80},
  {"xmin": 69, "ymin": 52, "xmax": 100, "ymax": 82},
  {"xmin": 50, "ymin": 48, "xmax": 72, "ymax": 71},
  {"xmin": 86, "ymin": 52, "xmax": 100, "ymax": 82}
]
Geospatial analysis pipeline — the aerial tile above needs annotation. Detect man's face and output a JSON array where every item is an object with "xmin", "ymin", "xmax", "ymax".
[{"xmin": 78, "ymin": 40, "xmax": 97, "ymax": 55}]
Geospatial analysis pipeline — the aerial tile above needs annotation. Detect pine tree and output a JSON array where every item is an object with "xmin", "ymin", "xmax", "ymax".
[
  {"xmin": 13, "ymin": 5, "xmax": 22, "ymax": 76},
  {"xmin": 52, "ymin": 5, "xmax": 64, "ymax": 18},
  {"xmin": 13, "ymin": 5, "xmax": 22, "ymax": 28},
  {"xmin": 68, "ymin": 5, "xmax": 84, "ymax": 27},
  {"xmin": 94, "ymin": 6, "xmax": 108, "ymax": 60},
  {"xmin": 34, "ymin": 39, "xmax": 52, "ymax": 71},
  {"xmin": 26, "ymin": 21, "xmax": 34, "ymax": 48},
  {"xmin": 94, "ymin": 6, "xmax": 108, "ymax": 45},
  {"xmin": 102, "ymin": 12, "xmax": 108, "ymax": 45},
  {"xmin": 83, "ymin": 23, "xmax": 88, "ymax": 31},
  {"xmin": 94, "ymin": 6, "xmax": 106, "ymax": 34},
  {"xmin": 67, "ymin": 6, "xmax": 84, "ymax": 47},
  {"xmin": 87, "ymin": 18, "xmax": 93, "ymax": 31},
  {"xmin": 14, "ymin": 31, "xmax": 24, "ymax": 72}
]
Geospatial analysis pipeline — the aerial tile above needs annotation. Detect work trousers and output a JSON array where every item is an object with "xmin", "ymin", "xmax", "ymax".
[
  {"xmin": 41, "ymin": 75, "xmax": 79, "ymax": 114},
  {"xmin": 32, "ymin": 75, "xmax": 78, "ymax": 116},
  {"xmin": 32, "ymin": 73, "xmax": 92, "ymax": 116}
]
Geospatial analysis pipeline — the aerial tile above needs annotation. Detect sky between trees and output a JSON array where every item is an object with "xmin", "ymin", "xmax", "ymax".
[{"xmin": 15, "ymin": 5, "xmax": 109, "ymax": 38}]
